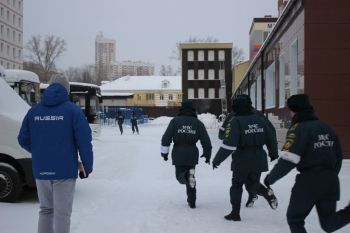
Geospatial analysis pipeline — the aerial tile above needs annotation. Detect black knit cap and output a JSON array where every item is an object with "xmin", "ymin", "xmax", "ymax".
[
  {"xmin": 287, "ymin": 94, "xmax": 313, "ymax": 112},
  {"xmin": 232, "ymin": 95, "xmax": 252, "ymax": 113},
  {"xmin": 232, "ymin": 94, "xmax": 252, "ymax": 107},
  {"xmin": 181, "ymin": 100, "xmax": 194, "ymax": 111}
]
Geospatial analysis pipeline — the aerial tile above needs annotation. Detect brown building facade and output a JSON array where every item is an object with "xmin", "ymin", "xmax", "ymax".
[
  {"xmin": 180, "ymin": 43, "xmax": 233, "ymax": 116},
  {"xmin": 235, "ymin": 0, "xmax": 350, "ymax": 158}
]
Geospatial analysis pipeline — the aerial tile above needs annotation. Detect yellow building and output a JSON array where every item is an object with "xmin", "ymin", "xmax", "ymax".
[
  {"xmin": 101, "ymin": 76, "xmax": 182, "ymax": 108},
  {"xmin": 232, "ymin": 60, "xmax": 250, "ymax": 94}
]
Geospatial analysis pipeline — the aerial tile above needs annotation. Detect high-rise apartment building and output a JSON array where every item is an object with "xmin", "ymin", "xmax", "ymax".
[
  {"xmin": 0, "ymin": 0, "xmax": 23, "ymax": 69},
  {"xmin": 95, "ymin": 32, "xmax": 116, "ymax": 80},
  {"xmin": 111, "ymin": 60, "xmax": 154, "ymax": 79},
  {"xmin": 249, "ymin": 16, "xmax": 278, "ymax": 60}
]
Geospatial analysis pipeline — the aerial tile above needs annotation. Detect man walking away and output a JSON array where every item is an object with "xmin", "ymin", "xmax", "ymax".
[
  {"xmin": 161, "ymin": 100, "xmax": 212, "ymax": 208},
  {"xmin": 131, "ymin": 111, "xmax": 139, "ymax": 134},
  {"xmin": 264, "ymin": 94, "xmax": 350, "ymax": 233},
  {"xmin": 18, "ymin": 74, "xmax": 93, "ymax": 233},
  {"xmin": 116, "ymin": 111, "xmax": 124, "ymax": 135}
]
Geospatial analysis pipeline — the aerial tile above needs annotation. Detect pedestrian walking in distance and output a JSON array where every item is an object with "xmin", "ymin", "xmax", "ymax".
[
  {"xmin": 116, "ymin": 111, "xmax": 124, "ymax": 135},
  {"xmin": 161, "ymin": 100, "xmax": 212, "ymax": 208},
  {"xmin": 212, "ymin": 95, "xmax": 278, "ymax": 221},
  {"xmin": 131, "ymin": 111, "xmax": 139, "ymax": 134},
  {"xmin": 264, "ymin": 94, "xmax": 350, "ymax": 233},
  {"xmin": 18, "ymin": 74, "xmax": 93, "ymax": 233}
]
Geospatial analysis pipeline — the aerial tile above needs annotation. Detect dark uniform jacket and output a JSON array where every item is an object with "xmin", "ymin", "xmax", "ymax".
[
  {"xmin": 218, "ymin": 108, "xmax": 277, "ymax": 145},
  {"xmin": 131, "ymin": 115, "xmax": 138, "ymax": 125},
  {"xmin": 266, "ymin": 110, "xmax": 343, "ymax": 189},
  {"xmin": 161, "ymin": 109, "xmax": 212, "ymax": 166},
  {"xmin": 116, "ymin": 115, "xmax": 124, "ymax": 125},
  {"xmin": 213, "ymin": 111, "xmax": 278, "ymax": 172}
]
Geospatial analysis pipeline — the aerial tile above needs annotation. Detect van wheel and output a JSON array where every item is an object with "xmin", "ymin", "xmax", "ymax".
[{"xmin": 0, "ymin": 163, "xmax": 23, "ymax": 202}]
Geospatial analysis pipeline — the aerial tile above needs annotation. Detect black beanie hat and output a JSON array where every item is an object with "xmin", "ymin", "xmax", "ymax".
[
  {"xmin": 232, "ymin": 95, "xmax": 252, "ymax": 113},
  {"xmin": 180, "ymin": 100, "xmax": 195, "ymax": 111},
  {"xmin": 232, "ymin": 94, "xmax": 252, "ymax": 107},
  {"xmin": 287, "ymin": 94, "xmax": 313, "ymax": 113}
]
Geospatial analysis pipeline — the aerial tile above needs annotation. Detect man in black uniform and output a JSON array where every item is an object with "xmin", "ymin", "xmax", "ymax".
[
  {"xmin": 131, "ymin": 111, "xmax": 139, "ymax": 134},
  {"xmin": 218, "ymin": 94, "xmax": 279, "ymax": 208},
  {"xmin": 116, "ymin": 111, "xmax": 124, "ymax": 135},
  {"xmin": 161, "ymin": 101, "xmax": 212, "ymax": 208},
  {"xmin": 264, "ymin": 94, "xmax": 350, "ymax": 233},
  {"xmin": 212, "ymin": 96, "xmax": 278, "ymax": 221}
]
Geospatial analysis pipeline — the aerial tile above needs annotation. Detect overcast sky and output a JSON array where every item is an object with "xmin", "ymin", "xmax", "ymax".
[{"xmin": 24, "ymin": 0, "xmax": 278, "ymax": 72}]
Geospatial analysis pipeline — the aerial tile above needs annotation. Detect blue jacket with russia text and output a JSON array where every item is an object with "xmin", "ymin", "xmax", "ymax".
[{"xmin": 18, "ymin": 83, "xmax": 93, "ymax": 180}]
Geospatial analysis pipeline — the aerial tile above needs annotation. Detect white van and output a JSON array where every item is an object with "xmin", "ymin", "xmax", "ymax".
[{"xmin": 0, "ymin": 67, "xmax": 35, "ymax": 202}]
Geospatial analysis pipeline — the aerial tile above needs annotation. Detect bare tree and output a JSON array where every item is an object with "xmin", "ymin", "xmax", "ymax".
[
  {"xmin": 232, "ymin": 46, "xmax": 245, "ymax": 64},
  {"xmin": 25, "ymin": 35, "xmax": 66, "ymax": 83},
  {"xmin": 159, "ymin": 65, "xmax": 175, "ymax": 76}
]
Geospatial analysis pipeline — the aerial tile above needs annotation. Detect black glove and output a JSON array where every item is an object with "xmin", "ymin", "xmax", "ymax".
[
  {"xmin": 201, "ymin": 154, "xmax": 210, "ymax": 164},
  {"xmin": 79, "ymin": 171, "xmax": 89, "ymax": 179},
  {"xmin": 264, "ymin": 175, "xmax": 271, "ymax": 189},
  {"xmin": 212, "ymin": 162, "xmax": 218, "ymax": 170},
  {"xmin": 270, "ymin": 155, "xmax": 278, "ymax": 162},
  {"xmin": 161, "ymin": 153, "xmax": 168, "ymax": 161}
]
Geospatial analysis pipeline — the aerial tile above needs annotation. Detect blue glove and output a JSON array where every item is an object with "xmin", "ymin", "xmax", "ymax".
[{"xmin": 161, "ymin": 153, "xmax": 168, "ymax": 161}]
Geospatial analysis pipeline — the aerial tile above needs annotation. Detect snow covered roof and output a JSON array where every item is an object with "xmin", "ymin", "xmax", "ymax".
[
  {"xmin": 4, "ymin": 70, "xmax": 40, "ymax": 84},
  {"xmin": 101, "ymin": 92, "xmax": 134, "ymax": 97},
  {"xmin": 101, "ymin": 76, "xmax": 181, "ymax": 92},
  {"xmin": 70, "ymin": 82, "xmax": 100, "ymax": 89}
]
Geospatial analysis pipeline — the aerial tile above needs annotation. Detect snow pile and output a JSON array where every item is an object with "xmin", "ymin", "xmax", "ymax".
[
  {"xmin": 150, "ymin": 116, "xmax": 173, "ymax": 125},
  {"xmin": 198, "ymin": 113, "xmax": 219, "ymax": 129}
]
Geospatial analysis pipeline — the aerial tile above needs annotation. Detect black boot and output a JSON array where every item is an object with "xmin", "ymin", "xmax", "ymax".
[
  {"xmin": 245, "ymin": 194, "xmax": 258, "ymax": 208},
  {"xmin": 260, "ymin": 186, "xmax": 278, "ymax": 209},
  {"xmin": 224, "ymin": 205, "xmax": 241, "ymax": 221}
]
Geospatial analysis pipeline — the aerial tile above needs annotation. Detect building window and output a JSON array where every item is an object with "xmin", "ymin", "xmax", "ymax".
[
  {"xmin": 178, "ymin": 94, "xmax": 182, "ymax": 101},
  {"xmin": 169, "ymin": 94, "xmax": 173, "ymax": 100},
  {"xmin": 161, "ymin": 80, "xmax": 169, "ymax": 88},
  {"xmin": 198, "ymin": 69, "xmax": 204, "ymax": 80},
  {"xmin": 208, "ymin": 69, "xmax": 215, "ymax": 80},
  {"xmin": 265, "ymin": 62, "xmax": 276, "ymax": 109},
  {"xmin": 0, "ymin": 43, "xmax": 3, "ymax": 52},
  {"xmin": 198, "ymin": 50, "xmax": 204, "ymax": 61},
  {"xmin": 0, "ymin": 25, "xmax": 3, "ymax": 35},
  {"xmin": 208, "ymin": 88, "xmax": 215, "ymax": 99},
  {"xmin": 279, "ymin": 54, "xmax": 285, "ymax": 108},
  {"xmin": 6, "ymin": 11, "xmax": 9, "ymax": 21},
  {"xmin": 6, "ymin": 45, "xmax": 9, "ymax": 55},
  {"xmin": 146, "ymin": 93, "xmax": 154, "ymax": 100},
  {"xmin": 137, "ymin": 94, "xmax": 141, "ymax": 100},
  {"xmin": 188, "ymin": 69, "xmax": 194, "ymax": 80},
  {"xmin": 18, "ymin": 17, "xmax": 21, "ymax": 27},
  {"xmin": 1, "ymin": 8, "xmax": 3, "ymax": 17},
  {"xmin": 250, "ymin": 83, "xmax": 256, "ymax": 108},
  {"xmin": 18, "ymin": 33, "xmax": 21, "ymax": 43},
  {"xmin": 198, "ymin": 88, "xmax": 204, "ymax": 99},
  {"xmin": 188, "ymin": 88, "xmax": 194, "ymax": 99},
  {"xmin": 257, "ymin": 76, "xmax": 262, "ymax": 110},
  {"xmin": 208, "ymin": 50, "xmax": 214, "ymax": 61},
  {"xmin": 159, "ymin": 94, "xmax": 164, "ymax": 100},
  {"xmin": 12, "ymin": 47, "xmax": 15, "ymax": 58},
  {"xmin": 219, "ymin": 70, "xmax": 225, "ymax": 80},
  {"xmin": 218, "ymin": 50, "xmax": 225, "ymax": 61},
  {"xmin": 12, "ymin": 30, "xmax": 15, "ymax": 40},
  {"xmin": 187, "ymin": 50, "xmax": 194, "ymax": 61},
  {"xmin": 6, "ymin": 28, "xmax": 9, "ymax": 38},
  {"xmin": 290, "ymin": 40, "xmax": 298, "ymax": 96},
  {"xmin": 12, "ymin": 14, "xmax": 15, "ymax": 24}
]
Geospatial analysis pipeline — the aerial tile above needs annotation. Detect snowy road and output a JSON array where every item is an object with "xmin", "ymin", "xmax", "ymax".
[{"xmin": 1, "ymin": 123, "xmax": 350, "ymax": 233}]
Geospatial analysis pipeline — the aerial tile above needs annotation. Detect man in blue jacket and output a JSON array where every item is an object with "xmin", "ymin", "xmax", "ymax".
[{"xmin": 18, "ymin": 74, "xmax": 93, "ymax": 233}]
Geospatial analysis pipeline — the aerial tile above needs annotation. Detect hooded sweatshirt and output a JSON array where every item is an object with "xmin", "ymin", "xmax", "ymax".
[{"xmin": 18, "ymin": 83, "xmax": 93, "ymax": 179}]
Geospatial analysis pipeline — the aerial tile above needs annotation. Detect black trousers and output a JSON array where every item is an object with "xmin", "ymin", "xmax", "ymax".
[
  {"xmin": 118, "ymin": 123, "xmax": 123, "ymax": 134},
  {"xmin": 175, "ymin": 166, "xmax": 196, "ymax": 204},
  {"xmin": 287, "ymin": 171, "xmax": 349, "ymax": 233},
  {"xmin": 230, "ymin": 171, "xmax": 261, "ymax": 206},
  {"xmin": 131, "ymin": 123, "xmax": 139, "ymax": 133}
]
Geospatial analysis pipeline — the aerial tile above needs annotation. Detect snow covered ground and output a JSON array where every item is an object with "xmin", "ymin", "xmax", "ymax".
[{"xmin": 1, "ymin": 119, "xmax": 349, "ymax": 233}]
